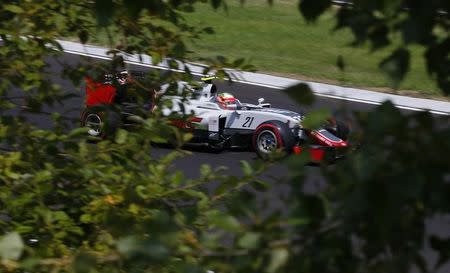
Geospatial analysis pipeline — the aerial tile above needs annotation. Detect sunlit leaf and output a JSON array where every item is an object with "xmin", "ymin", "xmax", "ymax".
[
  {"xmin": 0, "ymin": 232, "xmax": 24, "ymax": 260},
  {"xmin": 78, "ymin": 30, "xmax": 89, "ymax": 44},
  {"xmin": 4, "ymin": 5, "xmax": 24, "ymax": 14},
  {"xmin": 206, "ymin": 210, "xmax": 241, "ymax": 232},
  {"xmin": 72, "ymin": 252, "xmax": 97, "ymax": 273},
  {"xmin": 238, "ymin": 232, "xmax": 261, "ymax": 249},
  {"xmin": 240, "ymin": 160, "xmax": 253, "ymax": 176},
  {"xmin": 336, "ymin": 55, "xmax": 345, "ymax": 71},
  {"xmin": 266, "ymin": 248, "xmax": 289, "ymax": 273},
  {"xmin": 211, "ymin": 0, "xmax": 222, "ymax": 10},
  {"xmin": 115, "ymin": 129, "xmax": 128, "ymax": 144}
]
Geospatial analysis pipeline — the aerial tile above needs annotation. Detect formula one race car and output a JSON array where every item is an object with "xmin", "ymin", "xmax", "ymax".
[{"xmin": 80, "ymin": 73, "xmax": 350, "ymax": 162}]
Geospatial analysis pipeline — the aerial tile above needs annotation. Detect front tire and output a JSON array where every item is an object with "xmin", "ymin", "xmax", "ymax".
[
  {"xmin": 253, "ymin": 121, "xmax": 295, "ymax": 160},
  {"xmin": 255, "ymin": 129, "xmax": 279, "ymax": 157}
]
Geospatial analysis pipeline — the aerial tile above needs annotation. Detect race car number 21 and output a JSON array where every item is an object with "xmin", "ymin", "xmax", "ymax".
[{"xmin": 242, "ymin": 117, "xmax": 255, "ymax": 128}]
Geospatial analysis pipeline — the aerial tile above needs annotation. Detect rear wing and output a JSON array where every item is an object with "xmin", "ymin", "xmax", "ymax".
[{"xmin": 84, "ymin": 77, "xmax": 116, "ymax": 107}]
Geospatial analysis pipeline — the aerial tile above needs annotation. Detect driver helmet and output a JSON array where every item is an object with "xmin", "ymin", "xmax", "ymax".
[
  {"xmin": 116, "ymin": 70, "xmax": 129, "ymax": 85},
  {"xmin": 217, "ymin": 92, "xmax": 237, "ymax": 109}
]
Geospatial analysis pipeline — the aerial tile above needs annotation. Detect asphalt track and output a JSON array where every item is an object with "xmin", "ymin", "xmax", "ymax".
[
  {"xmin": 5, "ymin": 52, "xmax": 450, "ymax": 273},
  {"xmin": 14, "ymin": 51, "xmax": 382, "ymax": 178},
  {"xmin": 19, "ymin": 52, "xmax": 448, "ymax": 178}
]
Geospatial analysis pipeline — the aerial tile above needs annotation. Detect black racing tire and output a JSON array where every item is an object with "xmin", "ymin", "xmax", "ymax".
[
  {"xmin": 208, "ymin": 142, "xmax": 224, "ymax": 154},
  {"xmin": 253, "ymin": 121, "xmax": 296, "ymax": 160},
  {"xmin": 80, "ymin": 106, "xmax": 122, "ymax": 140}
]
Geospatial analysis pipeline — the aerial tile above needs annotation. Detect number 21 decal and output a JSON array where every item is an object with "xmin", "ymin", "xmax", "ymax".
[{"xmin": 242, "ymin": 117, "xmax": 254, "ymax": 128}]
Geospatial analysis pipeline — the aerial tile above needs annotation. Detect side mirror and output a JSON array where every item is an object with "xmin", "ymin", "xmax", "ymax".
[{"xmin": 258, "ymin": 98, "xmax": 265, "ymax": 105}]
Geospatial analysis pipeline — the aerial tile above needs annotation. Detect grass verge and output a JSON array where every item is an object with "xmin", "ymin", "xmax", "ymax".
[{"xmin": 182, "ymin": 1, "xmax": 443, "ymax": 99}]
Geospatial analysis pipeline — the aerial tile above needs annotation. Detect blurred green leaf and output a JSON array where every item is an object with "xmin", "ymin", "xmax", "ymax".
[
  {"xmin": 0, "ymin": 1, "xmax": 448, "ymax": 273},
  {"xmin": 240, "ymin": 160, "xmax": 253, "ymax": 176},
  {"xmin": 0, "ymin": 232, "xmax": 24, "ymax": 260},
  {"xmin": 4, "ymin": 5, "xmax": 24, "ymax": 14},
  {"xmin": 115, "ymin": 129, "xmax": 128, "ymax": 144},
  {"xmin": 68, "ymin": 127, "xmax": 90, "ymax": 138},
  {"xmin": 117, "ymin": 236, "xmax": 140, "ymax": 256},
  {"xmin": 117, "ymin": 236, "xmax": 169, "ymax": 259},
  {"xmin": 80, "ymin": 214, "xmax": 92, "ymax": 224},
  {"xmin": 266, "ymin": 248, "xmax": 289, "ymax": 273},
  {"xmin": 200, "ymin": 164, "xmax": 212, "ymax": 177},
  {"xmin": 15, "ymin": 225, "xmax": 34, "ymax": 233},
  {"xmin": 283, "ymin": 83, "xmax": 315, "ymax": 105},
  {"xmin": 203, "ymin": 27, "xmax": 215, "ymax": 34},
  {"xmin": 152, "ymin": 52, "xmax": 162, "ymax": 65},
  {"xmin": 302, "ymin": 109, "xmax": 331, "ymax": 129},
  {"xmin": 299, "ymin": 0, "xmax": 331, "ymax": 22},
  {"xmin": 206, "ymin": 210, "xmax": 241, "ymax": 232},
  {"xmin": 238, "ymin": 232, "xmax": 261, "ymax": 249},
  {"xmin": 250, "ymin": 179, "xmax": 269, "ymax": 192},
  {"xmin": 379, "ymin": 48, "xmax": 410, "ymax": 89},
  {"xmin": 183, "ymin": 132, "xmax": 193, "ymax": 142}
]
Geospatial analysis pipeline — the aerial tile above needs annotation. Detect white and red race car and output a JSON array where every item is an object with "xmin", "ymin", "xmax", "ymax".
[
  {"xmin": 158, "ymin": 78, "xmax": 349, "ymax": 161},
  {"xmin": 81, "ymin": 74, "xmax": 350, "ymax": 161}
]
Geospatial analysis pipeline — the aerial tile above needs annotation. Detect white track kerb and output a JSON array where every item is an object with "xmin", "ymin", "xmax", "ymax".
[{"xmin": 58, "ymin": 40, "xmax": 450, "ymax": 116}]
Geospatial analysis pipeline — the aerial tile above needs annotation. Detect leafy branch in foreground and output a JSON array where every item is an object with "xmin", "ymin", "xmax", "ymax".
[
  {"xmin": 0, "ymin": 0, "xmax": 264, "ymax": 272},
  {"xmin": 300, "ymin": 0, "xmax": 450, "ymax": 95},
  {"xmin": 1, "ymin": 1, "xmax": 449, "ymax": 273},
  {"xmin": 198, "ymin": 101, "xmax": 449, "ymax": 273}
]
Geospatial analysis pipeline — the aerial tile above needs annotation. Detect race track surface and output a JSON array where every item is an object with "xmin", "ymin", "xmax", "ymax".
[
  {"xmin": 5, "ymin": 52, "xmax": 449, "ymax": 273},
  {"xmin": 11, "ymin": 52, "xmax": 383, "ymax": 176}
]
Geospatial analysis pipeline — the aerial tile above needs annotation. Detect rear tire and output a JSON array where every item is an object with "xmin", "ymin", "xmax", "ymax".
[{"xmin": 80, "ymin": 107, "xmax": 122, "ymax": 139}]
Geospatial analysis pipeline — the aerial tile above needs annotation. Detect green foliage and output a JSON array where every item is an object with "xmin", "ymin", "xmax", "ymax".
[
  {"xmin": 331, "ymin": 0, "xmax": 450, "ymax": 94},
  {"xmin": 283, "ymin": 83, "xmax": 315, "ymax": 106},
  {"xmin": 379, "ymin": 47, "xmax": 410, "ymax": 88},
  {"xmin": 0, "ymin": 1, "xmax": 449, "ymax": 273},
  {"xmin": 301, "ymin": 109, "xmax": 331, "ymax": 129},
  {"xmin": 205, "ymin": 101, "xmax": 449, "ymax": 273},
  {"xmin": 299, "ymin": 0, "xmax": 331, "ymax": 22},
  {"xmin": 0, "ymin": 1, "xmax": 264, "ymax": 271},
  {"xmin": 0, "ymin": 233, "xmax": 24, "ymax": 261}
]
